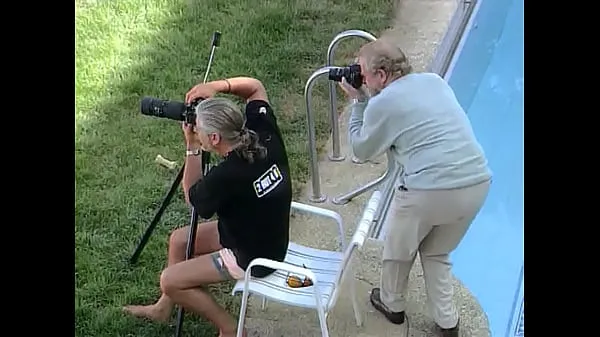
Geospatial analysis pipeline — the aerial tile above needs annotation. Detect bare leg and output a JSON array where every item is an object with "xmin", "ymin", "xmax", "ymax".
[
  {"xmin": 161, "ymin": 254, "xmax": 245, "ymax": 337},
  {"xmin": 123, "ymin": 220, "xmax": 222, "ymax": 321}
]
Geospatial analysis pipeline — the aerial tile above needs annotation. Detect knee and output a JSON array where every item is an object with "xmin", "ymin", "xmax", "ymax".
[
  {"xmin": 160, "ymin": 267, "xmax": 179, "ymax": 296},
  {"xmin": 169, "ymin": 227, "xmax": 188, "ymax": 250}
]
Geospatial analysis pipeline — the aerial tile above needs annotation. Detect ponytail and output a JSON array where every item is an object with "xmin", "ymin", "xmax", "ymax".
[
  {"xmin": 237, "ymin": 127, "xmax": 267, "ymax": 163},
  {"xmin": 193, "ymin": 98, "xmax": 268, "ymax": 163}
]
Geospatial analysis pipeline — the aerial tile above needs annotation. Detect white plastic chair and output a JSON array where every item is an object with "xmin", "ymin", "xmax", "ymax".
[{"xmin": 232, "ymin": 190, "xmax": 382, "ymax": 337}]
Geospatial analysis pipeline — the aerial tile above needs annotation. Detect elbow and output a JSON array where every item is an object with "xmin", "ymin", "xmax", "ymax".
[
  {"xmin": 248, "ymin": 77, "xmax": 265, "ymax": 91},
  {"xmin": 244, "ymin": 78, "xmax": 268, "ymax": 102}
]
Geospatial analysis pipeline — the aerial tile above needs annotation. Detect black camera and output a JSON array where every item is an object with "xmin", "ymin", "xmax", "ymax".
[
  {"xmin": 140, "ymin": 97, "xmax": 202, "ymax": 125},
  {"xmin": 328, "ymin": 63, "xmax": 363, "ymax": 89}
]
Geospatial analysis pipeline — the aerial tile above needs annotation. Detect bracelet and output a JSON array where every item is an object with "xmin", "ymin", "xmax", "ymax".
[
  {"xmin": 223, "ymin": 79, "xmax": 231, "ymax": 93},
  {"xmin": 186, "ymin": 149, "xmax": 201, "ymax": 156}
]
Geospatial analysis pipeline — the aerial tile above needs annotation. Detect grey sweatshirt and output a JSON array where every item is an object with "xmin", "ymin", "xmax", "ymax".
[{"xmin": 348, "ymin": 72, "xmax": 492, "ymax": 190}]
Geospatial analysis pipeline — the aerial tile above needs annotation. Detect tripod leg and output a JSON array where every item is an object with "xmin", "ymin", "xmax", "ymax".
[
  {"xmin": 174, "ymin": 208, "xmax": 200, "ymax": 337},
  {"xmin": 171, "ymin": 30, "xmax": 219, "ymax": 336},
  {"xmin": 129, "ymin": 165, "xmax": 185, "ymax": 264}
]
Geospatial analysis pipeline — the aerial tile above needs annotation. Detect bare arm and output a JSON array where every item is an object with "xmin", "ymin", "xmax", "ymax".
[
  {"xmin": 181, "ymin": 148, "xmax": 203, "ymax": 206},
  {"xmin": 206, "ymin": 77, "xmax": 269, "ymax": 103}
]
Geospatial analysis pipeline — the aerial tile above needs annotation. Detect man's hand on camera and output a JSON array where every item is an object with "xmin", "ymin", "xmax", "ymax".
[
  {"xmin": 185, "ymin": 83, "xmax": 217, "ymax": 104},
  {"xmin": 338, "ymin": 78, "xmax": 368, "ymax": 101},
  {"xmin": 182, "ymin": 122, "xmax": 202, "ymax": 148}
]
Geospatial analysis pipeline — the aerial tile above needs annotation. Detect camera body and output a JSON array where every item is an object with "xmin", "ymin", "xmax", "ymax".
[
  {"xmin": 328, "ymin": 63, "xmax": 363, "ymax": 89},
  {"xmin": 140, "ymin": 97, "xmax": 203, "ymax": 124}
]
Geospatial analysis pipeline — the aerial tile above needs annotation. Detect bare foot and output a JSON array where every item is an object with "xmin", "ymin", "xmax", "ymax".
[{"xmin": 122, "ymin": 304, "xmax": 171, "ymax": 322}]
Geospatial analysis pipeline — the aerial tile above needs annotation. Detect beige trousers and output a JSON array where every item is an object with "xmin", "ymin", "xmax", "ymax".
[{"xmin": 380, "ymin": 180, "xmax": 490, "ymax": 329}]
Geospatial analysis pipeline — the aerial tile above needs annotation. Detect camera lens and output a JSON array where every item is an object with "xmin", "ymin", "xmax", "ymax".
[{"xmin": 140, "ymin": 97, "xmax": 187, "ymax": 121}]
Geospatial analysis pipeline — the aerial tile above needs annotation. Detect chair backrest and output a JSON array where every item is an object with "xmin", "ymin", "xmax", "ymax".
[
  {"xmin": 290, "ymin": 201, "xmax": 346, "ymax": 250},
  {"xmin": 348, "ymin": 190, "xmax": 382, "ymax": 249},
  {"xmin": 327, "ymin": 190, "xmax": 381, "ymax": 308}
]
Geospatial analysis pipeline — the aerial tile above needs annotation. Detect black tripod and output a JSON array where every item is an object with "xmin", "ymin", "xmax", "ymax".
[
  {"xmin": 129, "ymin": 31, "xmax": 221, "ymax": 337},
  {"xmin": 129, "ymin": 152, "xmax": 211, "ymax": 336},
  {"xmin": 129, "ymin": 151, "xmax": 212, "ymax": 265}
]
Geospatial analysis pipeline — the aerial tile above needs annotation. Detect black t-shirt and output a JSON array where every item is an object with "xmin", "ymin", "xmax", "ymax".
[{"xmin": 188, "ymin": 100, "xmax": 292, "ymax": 277}]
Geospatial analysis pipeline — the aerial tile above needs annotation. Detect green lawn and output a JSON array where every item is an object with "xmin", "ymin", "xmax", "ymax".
[{"xmin": 75, "ymin": 0, "xmax": 394, "ymax": 336}]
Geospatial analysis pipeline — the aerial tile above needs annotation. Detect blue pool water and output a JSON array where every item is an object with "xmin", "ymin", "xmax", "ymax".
[{"xmin": 445, "ymin": 0, "xmax": 524, "ymax": 336}]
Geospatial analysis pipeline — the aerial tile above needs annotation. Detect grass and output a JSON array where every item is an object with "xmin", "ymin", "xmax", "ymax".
[{"xmin": 75, "ymin": 0, "xmax": 395, "ymax": 336}]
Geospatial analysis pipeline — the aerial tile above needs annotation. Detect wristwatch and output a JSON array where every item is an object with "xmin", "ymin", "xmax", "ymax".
[{"xmin": 186, "ymin": 149, "xmax": 201, "ymax": 156}]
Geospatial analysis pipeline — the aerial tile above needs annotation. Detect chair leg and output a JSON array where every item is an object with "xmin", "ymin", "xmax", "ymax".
[
  {"xmin": 350, "ymin": 269, "xmax": 363, "ymax": 327},
  {"xmin": 236, "ymin": 289, "xmax": 251, "ymax": 337},
  {"xmin": 316, "ymin": 306, "xmax": 330, "ymax": 337},
  {"xmin": 261, "ymin": 296, "xmax": 268, "ymax": 311}
]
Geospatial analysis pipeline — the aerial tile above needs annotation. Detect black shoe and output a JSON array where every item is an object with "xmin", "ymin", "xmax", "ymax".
[
  {"xmin": 369, "ymin": 288, "xmax": 406, "ymax": 325},
  {"xmin": 438, "ymin": 319, "xmax": 460, "ymax": 337}
]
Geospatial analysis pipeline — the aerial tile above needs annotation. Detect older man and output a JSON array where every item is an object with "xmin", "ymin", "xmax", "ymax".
[{"xmin": 338, "ymin": 35, "xmax": 492, "ymax": 337}]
